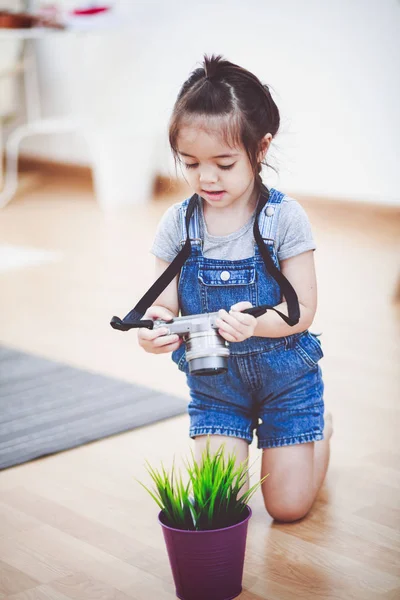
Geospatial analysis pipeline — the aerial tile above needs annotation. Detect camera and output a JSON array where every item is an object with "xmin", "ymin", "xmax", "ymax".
[
  {"xmin": 111, "ymin": 305, "xmax": 269, "ymax": 376},
  {"xmin": 152, "ymin": 312, "xmax": 229, "ymax": 376}
]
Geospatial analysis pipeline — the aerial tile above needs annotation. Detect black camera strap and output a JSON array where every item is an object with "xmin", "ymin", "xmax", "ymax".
[
  {"xmin": 249, "ymin": 184, "xmax": 301, "ymax": 326},
  {"xmin": 110, "ymin": 194, "xmax": 197, "ymax": 331},
  {"xmin": 110, "ymin": 184, "xmax": 300, "ymax": 331}
]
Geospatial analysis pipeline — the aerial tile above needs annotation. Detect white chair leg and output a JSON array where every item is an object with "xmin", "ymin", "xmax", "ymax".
[
  {"xmin": 0, "ymin": 117, "xmax": 81, "ymax": 209},
  {"xmin": 0, "ymin": 124, "xmax": 22, "ymax": 209}
]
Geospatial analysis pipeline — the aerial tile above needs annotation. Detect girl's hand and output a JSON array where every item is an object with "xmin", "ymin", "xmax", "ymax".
[
  {"xmin": 137, "ymin": 305, "xmax": 182, "ymax": 354},
  {"xmin": 215, "ymin": 301, "xmax": 257, "ymax": 343}
]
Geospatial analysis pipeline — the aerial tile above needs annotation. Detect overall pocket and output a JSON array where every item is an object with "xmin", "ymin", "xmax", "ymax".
[
  {"xmin": 171, "ymin": 343, "xmax": 189, "ymax": 373},
  {"xmin": 294, "ymin": 331, "xmax": 324, "ymax": 368},
  {"xmin": 198, "ymin": 263, "xmax": 258, "ymax": 313}
]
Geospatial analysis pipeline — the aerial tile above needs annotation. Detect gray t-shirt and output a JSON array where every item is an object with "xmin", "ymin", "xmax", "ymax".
[{"xmin": 151, "ymin": 195, "xmax": 316, "ymax": 262}]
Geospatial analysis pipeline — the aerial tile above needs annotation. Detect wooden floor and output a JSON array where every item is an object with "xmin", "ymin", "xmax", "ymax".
[{"xmin": 0, "ymin": 169, "xmax": 399, "ymax": 599}]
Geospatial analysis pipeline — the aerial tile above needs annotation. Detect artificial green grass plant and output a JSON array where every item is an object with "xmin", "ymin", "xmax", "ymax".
[{"xmin": 138, "ymin": 440, "xmax": 269, "ymax": 531}]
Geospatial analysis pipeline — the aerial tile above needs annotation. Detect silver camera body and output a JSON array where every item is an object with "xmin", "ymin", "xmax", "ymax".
[{"xmin": 153, "ymin": 312, "xmax": 229, "ymax": 376}]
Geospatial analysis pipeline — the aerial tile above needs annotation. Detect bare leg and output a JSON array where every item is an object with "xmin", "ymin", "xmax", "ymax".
[
  {"xmin": 193, "ymin": 435, "xmax": 250, "ymax": 494},
  {"xmin": 261, "ymin": 412, "xmax": 333, "ymax": 522},
  {"xmin": 313, "ymin": 411, "xmax": 333, "ymax": 497}
]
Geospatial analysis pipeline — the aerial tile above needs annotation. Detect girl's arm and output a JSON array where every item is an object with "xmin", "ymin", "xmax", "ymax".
[
  {"xmin": 216, "ymin": 251, "xmax": 317, "ymax": 341},
  {"xmin": 254, "ymin": 250, "xmax": 317, "ymax": 337},
  {"xmin": 151, "ymin": 257, "xmax": 180, "ymax": 317},
  {"xmin": 137, "ymin": 257, "xmax": 182, "ymax": 354}
]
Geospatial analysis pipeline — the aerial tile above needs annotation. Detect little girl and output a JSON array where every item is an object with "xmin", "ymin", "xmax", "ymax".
[{"xmin": 138, "ymin": 54, "xmax": 332, "ymax": 523}]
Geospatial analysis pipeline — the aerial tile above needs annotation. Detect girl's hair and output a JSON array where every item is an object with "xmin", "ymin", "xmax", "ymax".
[{"xmin": 169, "ymin": 54, "xmax": 280, "ymax": 188}]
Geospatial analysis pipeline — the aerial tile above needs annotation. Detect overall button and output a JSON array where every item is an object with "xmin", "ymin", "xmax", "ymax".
[
  {"xmin": 265, "ymin": 206, "xmax": 275, "ymax": 217},
  {"xmin": 220, "ymin": 271, "xmax": 231, "ymax": 281}
]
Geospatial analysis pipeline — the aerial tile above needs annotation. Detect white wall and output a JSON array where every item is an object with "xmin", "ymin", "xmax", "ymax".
[{"xmin": 18, "ymin": 0, "xmax": 400, "ymax": 206}]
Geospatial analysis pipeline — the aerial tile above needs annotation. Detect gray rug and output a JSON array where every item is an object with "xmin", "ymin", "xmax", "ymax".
[{"xmin": 0, "ymin": 345, "xmax": 187, "ymax": 470}]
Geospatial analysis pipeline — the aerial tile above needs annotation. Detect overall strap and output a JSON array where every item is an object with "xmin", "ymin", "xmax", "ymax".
[
  {"xmin": 258, "ymin": 187, "xmax": 285, "ymax": 243},
  {"xmin": 179, "ymin": 197, "xmax": 201, "ymax": 243}
]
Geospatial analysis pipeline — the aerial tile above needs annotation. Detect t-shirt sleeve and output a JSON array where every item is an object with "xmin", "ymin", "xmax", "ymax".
[
  {"xmin": 150, "ymin": 203, "xmax": 182, "ymax": 263},
  {"xmin": 276, "ymin": 198, "xmax": 316, "ymax": 261}
]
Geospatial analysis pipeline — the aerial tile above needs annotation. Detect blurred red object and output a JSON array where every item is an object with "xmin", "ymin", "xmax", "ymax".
[{"xmin": 72, "ymin": 6, "xmax": 111, "ymax": 16}]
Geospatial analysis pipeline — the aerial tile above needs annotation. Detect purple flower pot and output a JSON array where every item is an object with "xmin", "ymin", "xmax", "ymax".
[{"xmin": 158, "ymin": 505, "xmax": 252, "ymax": 600}]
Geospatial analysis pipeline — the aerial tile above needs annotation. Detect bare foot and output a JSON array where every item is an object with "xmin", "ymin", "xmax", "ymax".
[{"xmin": 324, "ymin": 411, "xmax": 333, "ymax": 440}]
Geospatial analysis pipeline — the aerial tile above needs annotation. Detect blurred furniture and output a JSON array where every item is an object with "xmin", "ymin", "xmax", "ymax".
[
  {"xmin": 0, "ymin": 25, "xmax": 22, "ymax": 194},
  {"xmin": 0, "ymin": 10, "xmax": 159, "ymax": 210},
  {"xmin": 0, "ymin": 27, "xmax": 81, "ymax": 208}
]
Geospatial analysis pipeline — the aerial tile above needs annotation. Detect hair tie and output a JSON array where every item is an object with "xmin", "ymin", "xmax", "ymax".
[{"xmin": 204, "ymin": 56, "xmax": 222, "ymax": 81}]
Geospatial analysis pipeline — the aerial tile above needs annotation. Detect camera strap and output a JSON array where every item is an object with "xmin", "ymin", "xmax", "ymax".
[
  {"xmin": 250, "ymin": 184, "xmax": 301, "ymax": 325},
  {"xmin": 110, "ymin": 184, "xmax": 300, "ymax": 331}
]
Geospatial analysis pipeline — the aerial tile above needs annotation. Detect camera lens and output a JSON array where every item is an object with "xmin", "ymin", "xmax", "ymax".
[
  {"xmin": 188, "ymin": 356, "xmax": 228, "ymax": 376},
  {"xmin": 185, "ymin": 330, "xmax": 229, "ymax": 376}
]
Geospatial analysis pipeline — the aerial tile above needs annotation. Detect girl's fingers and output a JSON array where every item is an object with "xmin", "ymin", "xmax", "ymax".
[
  {"xmin": 230, "ymin": 301, "xmax": 253, "ymax": 312},
  {"xmin": 144, "ymin": 306, "xmax": 175, "ymax": 321},
  {"xmin": 141, "ymin": 336, "xmax": 181, "ymax": 353},
  {"xmin": 228, "ymin": 309, "xmax": 255, "ymax": 326},
  {"xmin": 152, "ymin": 333, "xmax": 180, "ymax": 348},
  {"xmin": 154, "ymin": 339, "xmax": 182, "ymax": 354},
  {"xmin": 218, "ymin": 329, "xmax": 238, "ymax": 343},
  {"xmin": 138, "ymin": 327, "xmax": 169, "ymax": 341},
  {"xmin": 217, "ymin": 310, "xmax": 250, "ymax": 333},
  {"xmin": 216, "ymin": 318, "xmax": 240, "ymax": 341}
]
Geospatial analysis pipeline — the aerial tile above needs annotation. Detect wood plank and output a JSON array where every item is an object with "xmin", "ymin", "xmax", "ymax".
[
  {"xmin": 0, "ymin": 559, "xmax": 39, "ymax": 598},
  {"xmin": 0, "ymin": 170, "xmax": 399, "ymax": 600}
]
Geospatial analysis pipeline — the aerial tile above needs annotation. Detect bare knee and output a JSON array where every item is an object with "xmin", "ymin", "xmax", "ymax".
[
  {"xmin": 260, "ymin": 444, "xmax": 316, "ymax": 522},
  {"xmin": 264, "ymin": 496, "xmax": 312, "ymax": 523}
]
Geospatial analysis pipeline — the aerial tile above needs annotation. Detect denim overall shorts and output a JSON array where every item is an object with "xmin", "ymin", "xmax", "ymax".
[{"xmin": 171, "ymin": 188, "xmax": 325, "ymax": 449}]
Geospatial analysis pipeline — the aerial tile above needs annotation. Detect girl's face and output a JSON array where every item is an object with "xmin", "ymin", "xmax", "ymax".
[{"xmin": 177, "ymin": 125, "xmax": 259, "ymax": 210}]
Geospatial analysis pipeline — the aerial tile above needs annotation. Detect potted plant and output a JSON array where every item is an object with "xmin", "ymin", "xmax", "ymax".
[{"xmin": 138, "ymin": 440, "xmax": 268, "ymax": 600}]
